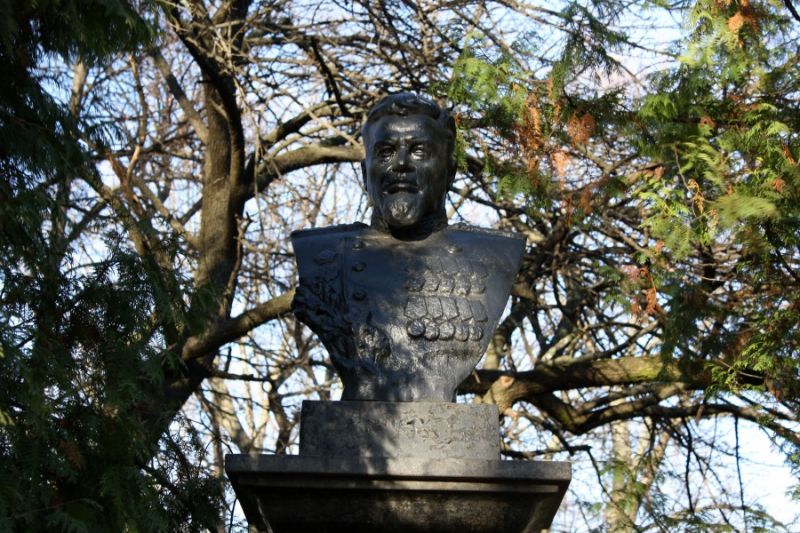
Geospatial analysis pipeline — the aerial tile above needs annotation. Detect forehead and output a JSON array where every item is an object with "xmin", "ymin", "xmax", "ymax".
[{"xmin": 366, "ymin": 114, "xmax": 444, "ymax": 146}]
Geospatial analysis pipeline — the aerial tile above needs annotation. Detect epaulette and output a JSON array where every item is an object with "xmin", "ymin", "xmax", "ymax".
[
  {"xmin": 290, "ymin": 222, "xmax": 368, "ymax": 239},
  {"xmin": 449, "ymin": 222, "xmax": 526, "ymax": 242}
]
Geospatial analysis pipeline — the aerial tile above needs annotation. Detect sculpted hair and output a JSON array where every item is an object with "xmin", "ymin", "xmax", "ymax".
[{"xmin": 362, "ymin": 93, "xmax": 456, "ymax": 152}]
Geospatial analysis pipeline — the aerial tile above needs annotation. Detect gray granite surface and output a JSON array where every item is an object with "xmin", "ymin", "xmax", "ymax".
[
  {"xmin": 300, "ymin": 401, "xmax": 500, "ymax": 460},
  {"xmin": 226, "ymin": 453, "xmax": 571, "ymax": 533}
]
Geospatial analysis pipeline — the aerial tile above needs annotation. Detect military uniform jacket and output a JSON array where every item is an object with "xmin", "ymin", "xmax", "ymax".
[{"xmin": 291, "ymin": 222, "xmax": 525, "ymax": 401}]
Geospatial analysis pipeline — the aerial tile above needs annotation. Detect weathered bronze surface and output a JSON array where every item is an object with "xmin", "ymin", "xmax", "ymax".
[
  {"xmin": 228, "ymin": 95, "xmax": 569, "ymax": 533},
  {"xmin": 291, "ymin": 93, "xmax": 525, "ymax": 401}
]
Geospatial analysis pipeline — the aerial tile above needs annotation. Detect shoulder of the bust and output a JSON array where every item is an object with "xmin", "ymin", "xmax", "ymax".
[
  {"xmin": 291, "ymin": 222, "xmax": 368, "ymax": 240},
  {"xmin": 448, "ymin": 222, "xmax": 526, "ymax": 242}
]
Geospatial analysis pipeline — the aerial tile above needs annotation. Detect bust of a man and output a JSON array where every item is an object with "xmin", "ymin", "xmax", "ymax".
[{"xmin": 292, "ymin": 93, "xmax": 524, "ymax": 401}]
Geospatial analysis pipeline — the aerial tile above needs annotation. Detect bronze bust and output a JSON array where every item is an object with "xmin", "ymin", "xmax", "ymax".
[{"xmin": 291, "ymin": 94, "xmax": 525, "ymax": 402}]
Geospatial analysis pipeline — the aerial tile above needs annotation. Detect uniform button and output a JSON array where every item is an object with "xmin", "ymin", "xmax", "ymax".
[
  {"xmin": 439, "ymin": 322, "xmax": 455, "ymax": 340},
  {"xmin": 352, "ymin": 240, "xmax": 365, "ymax": 250},
  {"xmin": 352, "ymin": 262, "xmax": 365, "ymax": 272},
  {"xmin": 471, "ymin": 280, "xmax": 486, "ymax": 294},
  {"xmin": 353, "ymin": 288, "xmax": 366, "ymax": 300},
  {"xmin": 469, "ymin": 326, "xmax": 484, "ymax": 341},
  {"xmin": 424, "ymin": 323, "xmax": 440, "ymax": 341},
  {"xmin": 447, "ymin": 244, "xmax": 461, "ymax": 254},
  {"xmin": 406, "ymin": 320, "xmax": 425, "ymax": 338}
]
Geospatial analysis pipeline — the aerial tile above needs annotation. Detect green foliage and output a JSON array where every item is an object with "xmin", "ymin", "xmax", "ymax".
[
  {"xmin": 448, "ymin": 35, "xmax": 529, "ymax": 132},
  {"xmin": 640, "ymin": 1, "xmax": 799, "ymax": 391},
  {"xmin": 0, "ymin": 0, "xmax": 153, "ymax": 62},
  {"xmin": 448, "ymin": 0, "xmax": 800, "ymax": 523},
  {"xmin": 0, "ymin": 234, "xmax": 222, "ymax": 530},
  {"xmin": 449, "ymin": 28, "xmax": 632, "ymax": 209},
  {"xmin": 0, "ymin": 1, "xmax": 222, "ymax": 530}
]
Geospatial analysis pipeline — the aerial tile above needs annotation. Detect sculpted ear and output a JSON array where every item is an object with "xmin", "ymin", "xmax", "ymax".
[
  {"xmin": 362, "ymin": 157, "xmax": 383, "ymax": 223},
  {"xmin": 447, "ymin": 157, "xmax": 457, "ymax": 189}
]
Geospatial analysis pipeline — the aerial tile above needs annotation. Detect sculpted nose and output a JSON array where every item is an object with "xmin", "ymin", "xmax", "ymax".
[{"xmin": 393, "ymin": 147, "xmax": 413, "ymax": 172}]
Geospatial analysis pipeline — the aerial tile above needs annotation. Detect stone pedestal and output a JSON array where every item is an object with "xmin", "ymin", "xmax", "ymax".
[{"xmin": 226, "ymin": 401, "xmax": 570, "ymax": 533}]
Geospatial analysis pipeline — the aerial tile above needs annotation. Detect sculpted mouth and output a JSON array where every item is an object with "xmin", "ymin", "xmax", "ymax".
[{"xmin": 385, "ymin": 181, "xmax": 419, "ymax": 194}]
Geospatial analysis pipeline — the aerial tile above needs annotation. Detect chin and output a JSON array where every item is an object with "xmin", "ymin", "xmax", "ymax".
[
  {"xmin": 384, "ymin": 210, "xmax": 422, "ymax": 228},
  {"xmin": 382, "ymin": 195, "xmax": 423, "ymax": 228},
  {"xmin": 386, "ymin": 216, "xmax": 421, "ymax": 229}
]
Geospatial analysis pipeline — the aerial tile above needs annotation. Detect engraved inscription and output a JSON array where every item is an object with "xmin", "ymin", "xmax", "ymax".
[{"xmin": 303, "ymin": 403, "xmax": 499, "ymax": 459}]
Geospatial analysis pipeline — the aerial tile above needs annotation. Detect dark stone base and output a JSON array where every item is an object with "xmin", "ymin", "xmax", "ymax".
[
  {"xmin": 300, "ymin": 401, "xmax": 500, "ymax": 460},
  {"xmin": 225, "ymin": 455, "xmax": 571, "ymax": 533},
  {"xmin": 225, "ymin": 401, "xmax": 571, "ymax": 533}
]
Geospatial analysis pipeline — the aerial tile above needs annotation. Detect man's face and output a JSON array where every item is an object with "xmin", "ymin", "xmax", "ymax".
[{"xmin": 362, "ymin": 114, "xmax": 454, "ymax": 230}]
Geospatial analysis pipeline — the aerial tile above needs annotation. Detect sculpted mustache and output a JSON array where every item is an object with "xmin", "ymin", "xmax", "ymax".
[{"xmin": 382, "ymin": 177, "xmax": 420, "ymax": 193}]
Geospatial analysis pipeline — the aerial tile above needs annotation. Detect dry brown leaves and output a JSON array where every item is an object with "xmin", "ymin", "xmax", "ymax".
[
  {"xmin": 621, "ymin": 265, "xmax": 663, "ymax": 318},
  {"xmin": 783, "ymin": 145, "xmax": 797, "ymax": 165},
  {"xmin": 687, "ymin": 178, "xmax": 706, "ymax": 213},
  {"xmin": 579, "ymin": 186, "xmax": 594, "ymax": 214},
  {"xmin": 552, "ymin": 150, "xmax": 570, "ymax": 177},
  {"xmin": 515, "ymin": 93, "xmax": 545, "ymax": 176},
  {"xmin": 59, "ymin": 439, "xmax": 85, "ymax": 469},
  {"xmin": 728, "ymin": 11, "xmax": 746, "ymax": 32},
  {"xmin": 644, "ymin": 286, "xmax": 663, "ymax": 315},
  {"xmin": 567, "ymin": 112, "xmax": 595, "ymax": 145},
  {"xmin": 727, "ymin": 0, "xmax": 759, "ymax": 36},
  {"xmin": 699, "ymin": 115, "xmax": 717, "ymax": 129}
]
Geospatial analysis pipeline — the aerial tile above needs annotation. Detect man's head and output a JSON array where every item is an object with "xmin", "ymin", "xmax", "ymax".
[{"xmin": 361, "ymin": 93, "xmax": 456, "ymax": 232}]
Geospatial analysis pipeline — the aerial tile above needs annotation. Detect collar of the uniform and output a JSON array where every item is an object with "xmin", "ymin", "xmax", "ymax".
[{"xmin": 369, "ymin": 210, "xmax": 448, "ymax": 240}]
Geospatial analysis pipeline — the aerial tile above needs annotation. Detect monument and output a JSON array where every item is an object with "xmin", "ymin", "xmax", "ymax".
[{"xmin": 226, "ymin": 94, "xmax": 570, "ymax": 532}]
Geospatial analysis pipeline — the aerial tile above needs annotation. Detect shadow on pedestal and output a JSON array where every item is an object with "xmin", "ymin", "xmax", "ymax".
[{"xmin": 226, "ymin": 401, "xmax": 571, "ymax": 533}]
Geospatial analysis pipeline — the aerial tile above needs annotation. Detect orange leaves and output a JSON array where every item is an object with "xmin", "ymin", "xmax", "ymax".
[
  {"xmin": 727, "ymin": 11, "xmax": 746, "ymax": 32},
  {"xmin": 515, "ymin": 92, "xmax": 545, "ymax": 177},
  {"xmin": 687, "ymin": 178, "xmax": 706, "ymax": 213},
  {"xmin": 518, "ymin": 92, "xmax": 543, "ymax": 148},
  {"xmin": 630, "ymin": 288, "xmax": 663, "ymax": 318},
  {"xmin": 783, "ymin": 145, "xmax": 797, "ymax": 165},
  {"xmin": 621, "ymin": 264, "xmax": 663, "ymax": 319},
  {"xmin": 512, "ymin": 87, "xmax": 601, "ymax": 217},
  {"xmin": 567, "ymin": 112, "xmax": 595, "ymax": 145},
  {"xmin": 699, "ymin": 115, "xmax": 716, "ymax": 129},
  {"xmin": 552, "ymin": 150, "xmax": 570, "ymax": 177},
  {"xmin": 621, "ymin": 264, "xmax": 648, "ymax": 283},
  {"xmin": 726, "ymin": 0, "xmax": 760, "ymax": 39},
  {"xmin": 59, "ymin": 440, "xmax": 85, "ymax": 470},
  {"xmin": 514, "ymin": 87, "xmax": 597, "ymax": 181},
  {"xmin": 527, "ymin": 96, "xmax": 543, "ymax": 140},
  {"xmin": 579, "ymin": 185, "xmax": 594, "ymax": 214},
  {"xmin": 644, "ymin": 287, "xmax": 663, "ymax": 315}
]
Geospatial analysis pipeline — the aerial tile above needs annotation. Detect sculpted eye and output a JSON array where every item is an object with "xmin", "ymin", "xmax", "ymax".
[
  {"xmin": 411, "ymin": 144, "xmax": 428, "ymax": 158},
  {"xmin": 376, "ymin": 146, "xmax": 394, "ymax": 159}
]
